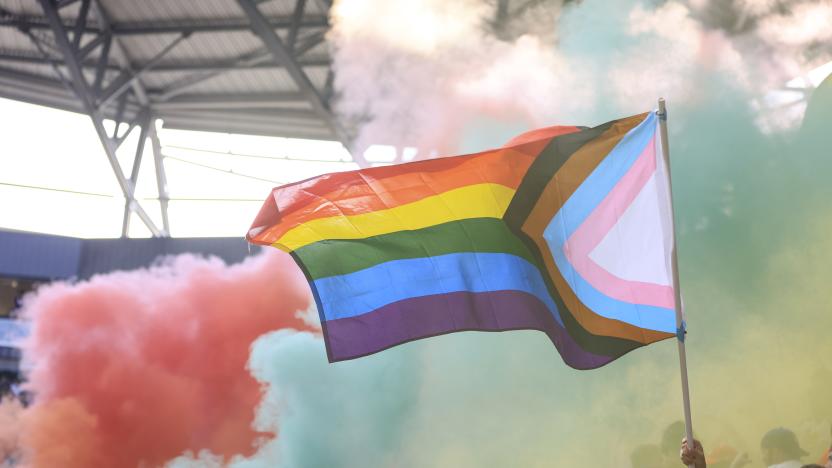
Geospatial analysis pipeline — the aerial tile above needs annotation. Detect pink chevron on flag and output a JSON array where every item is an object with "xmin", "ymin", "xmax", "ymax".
[{"xmin": 563, "ymin": 132, "xmax": 675, "ymax": 310}]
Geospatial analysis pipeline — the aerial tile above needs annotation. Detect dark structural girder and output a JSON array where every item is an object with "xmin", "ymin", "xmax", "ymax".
[
  {"xmin": 121, "ymin": 109, "xmax": 151, "ymax": 236},
  {"xmin": 36, "ymin": 0, "xmax": 164, "ymax": 237},
  {"xmin": 150, "ymin": 92, "xmax": 308, "ymax": 110},
  {"xmin": 0, "ymin": 49, "xmax": 329, "ymax": 73},
  {"xmin": 97, "ymin": 31, "xmax": 190, "ymax": 110},
  {"xmin": 286, "ymin": 0, "xmax": 308, "ymax": 52},
  {"xmin": 236, "ymin": 0, "xmax": 368, "ymax": 167},
  {"xmin": 0, "ymin": 14, "xmax": 329, "ymax": 35},
  {"xmin": 112, "ymin": 16, "xmax": 329, "ymax": 35}
]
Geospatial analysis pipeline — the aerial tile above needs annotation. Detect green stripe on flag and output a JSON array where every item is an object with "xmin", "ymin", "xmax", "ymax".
[{"xmin": 294, "ymin": 217, "xmax": 536, "ymax": 280}]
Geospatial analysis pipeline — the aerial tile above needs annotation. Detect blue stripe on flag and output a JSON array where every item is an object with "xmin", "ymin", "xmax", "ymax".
[{"xmin": 313, "ymin": 252, "xmax": 562, "ymax": 324}]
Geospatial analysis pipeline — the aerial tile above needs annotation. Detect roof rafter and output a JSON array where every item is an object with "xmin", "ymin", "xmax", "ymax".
[
  {"xmin": 236, "ymin": 0, "xmax": 366, "ymax": 166},
  {"xmin": 0, "ymin": 49, "xmax": 329, "ymax": 72},
  {"xmin": 150, "ymin": 92, "xmax": 308, "ymax": 110},
  {"xmin": 0, "ymin": 14, "xmax": 328, "ymax": 35}
]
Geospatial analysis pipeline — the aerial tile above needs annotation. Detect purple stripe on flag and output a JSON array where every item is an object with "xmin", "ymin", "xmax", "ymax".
[{"xmin": 323, "ymin": 290, "xmax": 614, "ymax": 369}]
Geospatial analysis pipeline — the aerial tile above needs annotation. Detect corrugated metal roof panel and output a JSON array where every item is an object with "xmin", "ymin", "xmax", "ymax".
[
  {"xmin": 106, "ymin": 0, "xmax": 247, "ymax": 22},
  {"xmin": 303, "ymin": 41, "xmax": 330, "ymax": 59},
  {"xmin": 118, "ymin": 32, "xmax": 263, "ymax": 64},
  {"xmin": 300, "ymin": 0, "xmax": 327, "ymax": 16},
  {"xmin": 0, "ymin": 0, "xmax": 342, "ymax": 140},
  {"xmin": 115, "ymin": 32, "xmax": 184, "ymax": 62},
  {"xmin": 180, "ymin": 68, "xmax": 298, "ymax": 94},
  {"xmin": 0, "ymin": 61, "xmax": 60, "ymax": 81},
  {"xmin": 133, "ymin": 69, "xmax": 194, "ymax": 91},
  {"xmin": 0, "ymin": 27, "xmax": 37, "ymax": 53},
  {"xmin": 2, "ymin": 0, "xmax": 40, "ymax": 17},
  {"xmin": 304, "ymin": 66, "xmax": 329, "ymax": 90},
  {"xmin": 162, "ymin": 116, "xmax": 333, "ymax": 140},
  {"xmin": 254, "ymin": 1, "xmax": 298, "ymax": 17}
]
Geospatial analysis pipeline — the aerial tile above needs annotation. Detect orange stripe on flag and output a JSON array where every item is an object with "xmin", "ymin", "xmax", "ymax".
[{"xmin": 248, "ymin": 127, "xmax": 581, "ymax": 246}]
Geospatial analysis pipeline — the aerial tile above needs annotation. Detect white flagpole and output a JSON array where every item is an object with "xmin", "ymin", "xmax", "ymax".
[{"xmin": 657, "ymin": 98, "xmax": 695, "ymax": 468}]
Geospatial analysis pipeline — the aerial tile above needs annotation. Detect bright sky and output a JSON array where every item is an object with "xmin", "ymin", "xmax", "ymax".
[{"xmin": 0, "ymin": 98, "xmax": 391, "ymax": 238}]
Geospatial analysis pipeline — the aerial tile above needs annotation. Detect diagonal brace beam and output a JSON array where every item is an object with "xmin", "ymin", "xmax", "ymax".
[
  {"xmin": 236, "ymin": 0, "xmax": 367, "ymax": 167},
  {"xmin": 97, "ymin": 31, "xmax": 190, "ymax": 109},
  {"xmin": 121, "ymin": 109, "xmax": 151, "ymax": 236}
]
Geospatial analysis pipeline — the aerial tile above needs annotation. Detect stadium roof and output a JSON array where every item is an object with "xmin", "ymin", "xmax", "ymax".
[
  {"xmin": 0, "ymin": 0, "xmax": 363, "ymax": 237},
  {"xmin": 0, "ymin": 0, "xmax": 343, "ymax": 141}
]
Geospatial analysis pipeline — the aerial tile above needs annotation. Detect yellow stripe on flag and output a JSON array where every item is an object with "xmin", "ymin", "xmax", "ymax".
[{"xmin": 273, "ymin": 183, "xmax": 516, "ymax": 252}]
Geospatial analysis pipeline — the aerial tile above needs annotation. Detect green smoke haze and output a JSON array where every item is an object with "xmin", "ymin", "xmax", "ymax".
[{"xmin": 168, "ymin": 1, "xmax": 832, "ymax": 467}]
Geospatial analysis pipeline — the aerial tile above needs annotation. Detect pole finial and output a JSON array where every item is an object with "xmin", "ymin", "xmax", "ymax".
[{"xmin": 657, "ymin": 98, "xmax": 667, "ymax": 121}]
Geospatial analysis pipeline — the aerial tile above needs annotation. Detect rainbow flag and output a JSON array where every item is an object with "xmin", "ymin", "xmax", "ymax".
[{"xmin": 248, "ymin": 111, "xmax": 678, "ymax": 368}]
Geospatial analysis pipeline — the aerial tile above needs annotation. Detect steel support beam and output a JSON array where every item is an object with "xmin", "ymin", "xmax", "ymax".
[
  {"xmin": 97, "ymin": 32, "xmax": 190, "ymax": 109},
  {"xmin": 0, "ymin": 65, "xmax": 87, "ymax": 110},
  {"xmin": 113, "ymin": 111, "xmax": 143, "ymax": 149},
  {"xmin": 122, "ymin": 109, "xmax": 151, "ymax": 236},
  {"xmin": 37, "ymin": 0, "xmax": 162, "ymax": 237},
  {"xmin": 0, "ymin": 16, "xmax": 99, "ymax": 34},
  {"xmin": 151, "ymin": 92, "xmax": 307, "ymax": 110},
  {"xmin": 91, "ymin": 33, "xmax": 111, "ymax": 94},
  {"xmin": 92, "ymin": 0, "xmax": 172, "ymax": 233},
  {"xmin": 0, "ymin": 50, "xmax": 329, "ymax": 73},
  {"xmin": 151, "ymin": 55, "xmax": 329, "ymax": 72},
  {"xmin": 111, "ymin": 16, "xmax": 328, "ymax": 35},
  {"xmin": 236, "ymin": 0, "xmax": 367, "ymax": 167},
  {"xmin": 71, "ymin": 0, "xmax": 91, "ymax": 50},
  {"xmin": 0, "ymin": 15, "xmax": 328, "ymax": 35},
  {"xmin": 287, "ymin": 0, "xmax": 307, "ymax": 52},
  {"xmin": 57, "ymin": 0, "xmax": 82, "ymax": 8},
  {"xmin": 161, "ymin": 108, "xmax": 323, "ymax": 123},
  {"xmin": 20, "ymin": 28, "xmax": 76, "ymax": 93},
  {"xmin": 313, "ymin": 0, "xmax": 333, "ymax": 13},
  {"xmin": 77, "ymin": 32, "xmax": 107, "ymax": 59},
  {"xmin": 154, "ymin": 48, "xmax": 271, "ymax": 101},
  {"xmin": 322, "ymin": 68, "xmax": 334, "ymax": 104},
  {"xmin": 0, "ymin": 65, "xmax": 142, "ymax": 119},
  {"xmin": 112, "ymin": 91, "xmax": 127, "ymax": 137},
  {"xmin": 149, "ymin": 122, "xmax": 170, "ymax": 235},
  {"xmin": 90, "ymin": 0, "xmax": 149, "ymax": 107},
  {"xmin": 293, "ymin": 30, "xmax": 325, "ymax": 57}
]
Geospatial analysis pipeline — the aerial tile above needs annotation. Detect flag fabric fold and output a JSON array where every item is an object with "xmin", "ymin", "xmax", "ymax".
[{"xmin": 248, "ymin": 112, "xmax": 677, "ymax": 369}]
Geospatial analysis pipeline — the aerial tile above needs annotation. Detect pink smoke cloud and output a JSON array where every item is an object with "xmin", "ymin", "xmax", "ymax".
[{"xmin": 17, "ymin": 251, "xmax": 314, "ymax": 468}]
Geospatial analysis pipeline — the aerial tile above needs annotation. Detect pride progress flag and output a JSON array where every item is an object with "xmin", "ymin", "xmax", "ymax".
[{"xmin": 248, "ymin": 111, "xmax": 677, "ymax": 369}]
